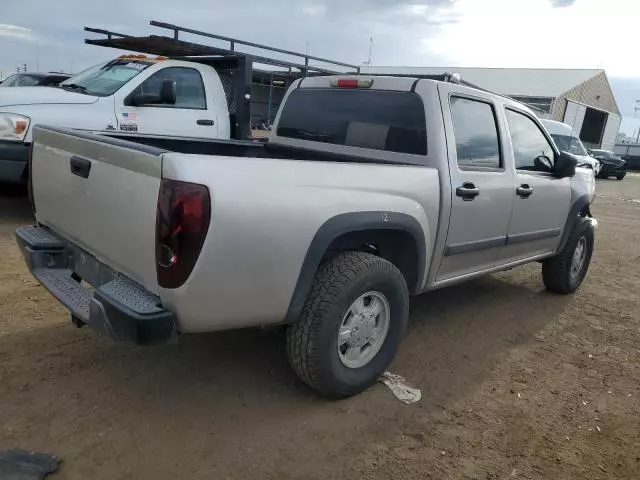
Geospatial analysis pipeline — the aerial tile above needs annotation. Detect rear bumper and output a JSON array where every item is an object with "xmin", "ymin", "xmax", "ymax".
[
  {"xmin": 0, "ymin": 141, "xmax": 29, "ymax": 183},
  {"xmin": 15, "ymin": 225, "xmax": 176, "ymax": 345}
]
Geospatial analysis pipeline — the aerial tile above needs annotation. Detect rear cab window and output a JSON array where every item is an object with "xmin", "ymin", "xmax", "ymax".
[{"xmin": 276, "ymin": 89, "xmax": 427, "ymax": 156}]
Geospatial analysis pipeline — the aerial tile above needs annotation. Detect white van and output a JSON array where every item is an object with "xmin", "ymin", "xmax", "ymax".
[{"xmin": 541, "ymin": 119, "xmax": 600, "ymax": 176}]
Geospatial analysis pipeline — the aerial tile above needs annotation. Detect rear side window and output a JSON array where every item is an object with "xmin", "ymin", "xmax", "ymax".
[
  {"xmin": 277, "ymin": 89, "xmax": 427, "ymax": 156},
  {"xmin": 450, "ymin": 96, "xmax": 501, "ymax": 169}
]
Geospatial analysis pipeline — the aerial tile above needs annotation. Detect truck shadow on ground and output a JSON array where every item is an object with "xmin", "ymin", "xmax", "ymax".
[
  {"xmin": 0, "ymin": 244, "xmax": 575, "ymax": 477},
  {"xmin": 3, "ymin": 271, "xmax": 571, "ymax": 417},
  {"xmin": 0, "ymin": 186, "xmax": 31, "ymax": 228},
  {"xmin": 399, "ymin": 272, "xmax": 571, "ymax": 405}
]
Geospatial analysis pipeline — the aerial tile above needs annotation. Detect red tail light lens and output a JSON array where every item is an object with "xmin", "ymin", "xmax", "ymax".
[
  {"xmin": 156, "ymin": 179, "xmax": 211, "ymax": 289},
  {"xmin": 329, "ymin": 78, "xmax": 374, "ymax": 89},
  {"xmin": 337, "ymin": 79, "xmax": 359, "ymax": 89}
]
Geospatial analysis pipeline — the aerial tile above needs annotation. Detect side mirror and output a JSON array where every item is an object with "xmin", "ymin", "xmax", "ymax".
[
  {"xmin": 129, "ymin": 80, "xmax": 177, "ymax": 106},
  {"xmin": 553, "ymin": 151, "xmax": 578, "ymax": 178},
  {"xmin": 160, "ymin": 80, "xmax": 177, "ymax": 105},
  {"xmin": 130, "ymin": 93, "xmax": 162, "ymax": 106},
  {"xmin": 534, "ymin": 155, "xmax": 554, "ymax": 173}
]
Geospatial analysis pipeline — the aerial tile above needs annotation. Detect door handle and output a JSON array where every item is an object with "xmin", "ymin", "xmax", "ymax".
[
  {"xmin": 197, "ymin": 119, "xmax": 215, "ymax": 126},
  {"xmin": 516, "ymin": 184, "xmax": 534, "ymax": 198},
  {"xmin": 456, "ymin": 182, "xmax": 480, "ymax": 201},
  {"xmin": 69, "ymin": 156, "xmax": 91, "ymax": 179}
]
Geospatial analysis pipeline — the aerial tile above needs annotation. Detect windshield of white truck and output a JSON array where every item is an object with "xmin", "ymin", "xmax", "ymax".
[
  {"xmin": 277, "ymin": 89, "xmax": 427, "ymax": 156},
  {"xmin": 59, "ymin": 58, "xmax": 154, "ymax": 96},
  {"xmin": 550, "ymin": 134, "xmax": 588, "ymax": 156}
]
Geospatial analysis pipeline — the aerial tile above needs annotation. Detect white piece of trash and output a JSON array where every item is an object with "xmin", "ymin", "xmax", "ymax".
[{"xmin": 379, "ymin": 371, "xmax": 422, "ymax": 404}]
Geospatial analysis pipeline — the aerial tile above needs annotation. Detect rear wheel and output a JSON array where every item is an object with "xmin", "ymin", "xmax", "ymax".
[
  {"xmin": 286, "ymin": 251, "xmax": 409, "ymax": 398},
  {"xmin": 542, "ymin": 217, "xmax": 594, "ymax": 294},
  {"xmin": 617, "ymin": 173, "xmax": 626, "ymax": 180}
]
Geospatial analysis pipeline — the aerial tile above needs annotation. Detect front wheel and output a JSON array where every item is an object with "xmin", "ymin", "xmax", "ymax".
[
  {"xmin": 286, "ymin": 251, "xmax": 409, "ymax": 398},
  {"xmin": 542, "ymin": 217, "xmax": 594, "ymax": 294},
  {"xmin": 617, "ymin": 173, "xmax": 626, "ymax": 180}
]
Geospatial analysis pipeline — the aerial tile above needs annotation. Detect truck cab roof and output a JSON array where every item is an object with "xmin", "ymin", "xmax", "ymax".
[{"xmin": 297, "ymin": 74, "xmax": 538, "ymax": 116}]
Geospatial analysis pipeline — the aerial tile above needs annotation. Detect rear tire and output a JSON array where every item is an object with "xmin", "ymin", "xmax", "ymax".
[
  {"xmin": 617, "ymin": 173, "xmax": 626, "ymax": 180},
  {"xmin": 542, "ymin": 217, "xmax": 594, "ymax": 294},
  {"xmin": 286, "ymin": 251, "xmax": 409, "ymax": 398}
]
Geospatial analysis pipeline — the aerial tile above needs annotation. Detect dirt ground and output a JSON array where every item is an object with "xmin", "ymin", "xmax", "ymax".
[{"xmin": 1, "ymin": 177, "xmax": 639, "ymax": 480}]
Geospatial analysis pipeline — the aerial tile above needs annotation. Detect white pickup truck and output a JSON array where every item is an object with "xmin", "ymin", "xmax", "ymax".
[
  {"xmin": 16, "ymin": 74, "xmax": 597, "ymax": 398},
  {"xmin": 0, "ymin": 54, "xmax": 244, "ymax": 184}
]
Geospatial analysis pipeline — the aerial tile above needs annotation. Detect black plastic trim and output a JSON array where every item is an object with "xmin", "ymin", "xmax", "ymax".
[
  {"xmin": 555, "ymin": 194, "xmax": 592, "ymax": 254},
  {"xmin": 15, "ymin": 225, "xmax": 176, "ymax": 346},
  {"xmin": 508, "ymin": 228, "xmax": 561, "ymax": 245},
  {"xmin": 69, "ymin": 155, "xmax": 92, "ymax": 178},
  {"xmin": 284, "ymin": 211, "xmax": 426, "ymax": 323},
  {"xmin": 0, "ymin": 140, "xmax": 30, "ymax": 162},
  {"xmin": 92, "ymin": 290, "xmax": 176, "ymax": 346},
  {"xmin": 444, "ymin": 226, "xmax": 565, "ymax": 256},
  {"xmin": 33, "ymin": 125, "xmax": 167, "ymax": 156},
  {"xmin": 444, "ymin": 236, "xmax": 506, "ymax": 256}
]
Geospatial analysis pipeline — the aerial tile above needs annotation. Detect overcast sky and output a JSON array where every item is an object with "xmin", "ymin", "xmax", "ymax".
[{"xmin": 2, "ymin": 0, "xmax": 640, "ymax": 133}]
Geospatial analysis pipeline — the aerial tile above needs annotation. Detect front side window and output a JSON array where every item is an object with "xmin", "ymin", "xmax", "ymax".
[
  {"xmin": 450, "ymin": 96, "xmax": 501, "ymax": 169},
  {"xmin": 550, "ymin": 134, "xmax": 588, "ymax": 156},
  {"xmin": 0, "ymin": 75, "xmax": 19, "ymax": 87},
  {"xmin": 0, "ymin": 74, "xmax": 41, "ymax": 87},
  {"xmin": 59, "ymin": 59, "xmax": 154, "ymax": 96},
  {"xmin": 131, "ymin": 67, "xmax": 206, "ymax": 109},
  {"xmin": 277, "ymin": 89, "xmax": 427, "ymax": 156},
  {"xmin": 17, "ymin": 75, "xmax": 43, "ymax": 87},
  {"xmin": 506, "ymin": 109, "xmax": 555, "ymax": 171}
]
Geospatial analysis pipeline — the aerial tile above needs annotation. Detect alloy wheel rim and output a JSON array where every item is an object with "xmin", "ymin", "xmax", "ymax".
[{"xmin": 337, "ymin": 291, "xmax": 391, "ymax": 369}]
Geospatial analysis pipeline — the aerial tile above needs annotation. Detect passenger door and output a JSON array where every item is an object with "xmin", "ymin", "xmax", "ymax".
[
  {"xmin": 113, "ymin": 66, "xmax": 219, "ymax": 138},
  {"xmin": 499, "ymin": 108, "xmax": 571, "ymax": 264},
  {"xmin": 436, "ymin": 87, "xmax": 515, "ymax": 281}
]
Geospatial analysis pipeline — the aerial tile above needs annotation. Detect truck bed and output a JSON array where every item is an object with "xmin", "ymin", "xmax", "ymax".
[{"xmin": 101, "ymin": 132, "xmax": 421, "ymax": 166}]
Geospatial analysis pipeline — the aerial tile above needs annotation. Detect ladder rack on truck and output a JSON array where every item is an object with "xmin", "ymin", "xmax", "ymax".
[{"xmin": 84, "ymin": 20, "xmax": 361, "ymax": 140}]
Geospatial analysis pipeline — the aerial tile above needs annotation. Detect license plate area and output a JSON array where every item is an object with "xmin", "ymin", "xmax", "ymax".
[{"xmin": 67, "ymin": 245, "xmax": 119, "ymax": 287}]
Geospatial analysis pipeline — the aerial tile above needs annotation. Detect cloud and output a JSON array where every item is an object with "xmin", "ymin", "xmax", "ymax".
[
  {"xmin": 0, "ymin": 0, "xmax": 463, "ymax": 77},
  {"xmin": 0, "ymin": 0, "xmax": 639, "ymax": 82},
  {"xmin": 0, "ymin": 24, "xmax": 33, "ymax": 40}
]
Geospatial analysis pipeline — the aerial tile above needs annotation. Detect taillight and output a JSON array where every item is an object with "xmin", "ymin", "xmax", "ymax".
[
  {"xmin": 155, "ymin": 179, "xmax": 211, "ymax": 289},
  {"xmin": 27, "ymin": 143, "xmax": 35, "ymax": 213},
  {"xmin": 330, "ymin": 78, "xmax": 374, "ymax": 89}
]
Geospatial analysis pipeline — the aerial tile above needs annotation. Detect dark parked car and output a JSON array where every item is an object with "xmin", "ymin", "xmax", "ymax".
[
  {"xmin": 588, "ymin": 149, "xmax": 627, "ymax": 180},
  {"xmin": 0, "ymin": 72, "xmax": 72, "ymax": 88}
]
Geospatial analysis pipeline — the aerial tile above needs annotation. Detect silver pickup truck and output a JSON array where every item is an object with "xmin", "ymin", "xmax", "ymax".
[{"xmin": 16, "ymin": 74, "xmax": 596, "ymax": 397}]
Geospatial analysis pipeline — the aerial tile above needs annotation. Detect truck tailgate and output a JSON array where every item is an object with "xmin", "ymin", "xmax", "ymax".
[{"xmin": 31, "ymin": 126, "xmax": 164, "ymax": 293}]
